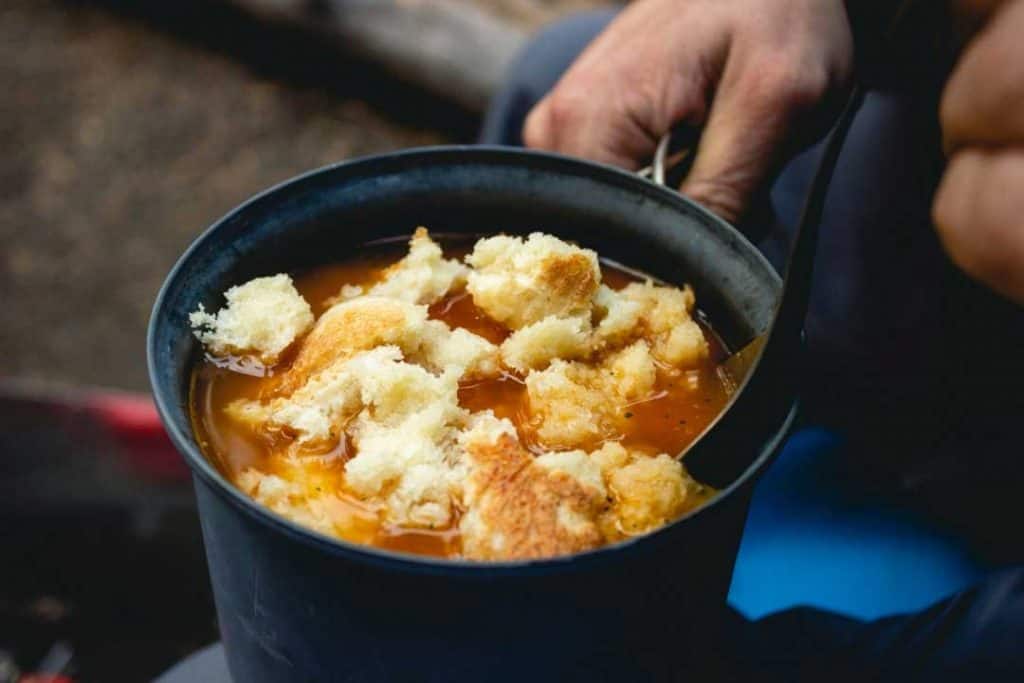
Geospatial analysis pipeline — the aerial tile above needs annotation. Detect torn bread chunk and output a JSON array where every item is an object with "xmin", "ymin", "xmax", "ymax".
[
  {"xmin": 350, "ymin": 355, "xmax": 462, "ymax": 427},
  {"xmin": 275, "ymin": 296, "xmax": 429, "ymax": 394},
  {"xmin": 237, "ymin": 466, "xmax": 377, "ymax": 542},
  {"xmin": 229, "ymin": 343, "xmax": 466, "ymax": 445},
  {"xmin": 366, "ymin": 227, "xmax": 468, "ymax": 305},
  {"xmin": 236, "ymin": 343, "xmax": 468, "ymax": 528},
  {"xmin": 534, "ymin": 450, "xmax": 606, "ymax": 497},
  {"xmin": 345, "ymin": 400, "xmax": 465, "ymax": 528},
  {"xmin": 593, "ymin": 281, "xmax": 709, "ymax": 367},
  {"xmin": 226, "ymin": 345, "xmax": 401, "ymax": 446},
  {"xmin": 224, "ymin": 295, "xmax": 497, "ymax": 523},
  {"xmin": 592, "ymin": 284, "xmax": 644, "ymax": 346},
  {"xmin": 339, "ymin": 353, "xmax": 466, "ymax": 529},
  {"xmin": 414, "ymin": 320, "xmax": 500, "ymax": 379},
  {"xmin": 458, "ymin": 412, "xmax": 608, "ymax": 560},
  {"xmin": 524, "ymin": 359, "xmax": 613, "ymax": 449},
  {"xmin": 466, "ymin": 232, "xmax": 601, "ymax": 329},
  {"xmin": 195, "ymin": 229, "xmax": 722, "ymax": 561},
  {"xmin": 274, "ymin": 296, "xmax": 497, "ymax": 396},
  {"xmin": 590, "ymin": 442, "xmax": 695, "ymax": 536},
  {"xmin": 189, "ymin": 274, "xmax": 314, "ymax": 364},
  {"xmin": 237, "ymin": 469, "xmax": 334, "ymax": 535},
  {"xmin": 524, "ymin": 342, "xmax": 658, "ymax": 450},
  {"xmin": 604, "ymin": 340, "xmax": 658, "ymax": 400},
  {"xmin": 500, "ymin": 314, "xmax": 591, "ymax": 372}
]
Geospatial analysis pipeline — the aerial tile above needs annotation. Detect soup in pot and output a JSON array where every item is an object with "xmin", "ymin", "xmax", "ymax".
[{"xmin": 190, "ymin": 229, "xmax": 736, "ymax": 560}]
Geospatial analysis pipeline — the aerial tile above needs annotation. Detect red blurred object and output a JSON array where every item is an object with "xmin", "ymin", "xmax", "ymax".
[
  {"xmin": 0, "ymin": 378, "xmax": 190, "ymax": 490},
  {"xmin": 86, "ymin": 393, "xmax": 186, "ymax": 481},
  {"xmin": 19, "ymin": 676, "xmax": 74, "ymax": 683}
]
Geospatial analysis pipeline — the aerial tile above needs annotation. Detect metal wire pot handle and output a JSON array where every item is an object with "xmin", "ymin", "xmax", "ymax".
[{"xmin": 637, "ymin": 127, "xmax": 698, "ymax": 187}]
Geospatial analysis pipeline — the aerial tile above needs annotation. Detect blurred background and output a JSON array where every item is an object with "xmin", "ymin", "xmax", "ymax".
[
  {"xmin": 7, "ymin": 2, "xmax": 1011, "ymax": 681},
  {"xmin": 0, "ymin": 1, "xmax": 617, "ymax": 679}
]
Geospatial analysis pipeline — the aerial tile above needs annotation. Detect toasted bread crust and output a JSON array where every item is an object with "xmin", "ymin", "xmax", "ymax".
[
  {"xmin": 195, "ymin": 230, "xmax": 714, "ymax": 560},
  {"xmin": 461, "ymin": 434, "xmax": 606, "ymax": 561}
]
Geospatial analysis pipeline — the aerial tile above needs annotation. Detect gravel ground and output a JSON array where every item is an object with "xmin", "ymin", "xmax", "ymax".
[
  {"xmin": 0, "ymin": 0, "xmax": 614, "ymax": 392},
  {"xmin": 0, "ymin": 0, "xmax": 455, "ymax": 391}
]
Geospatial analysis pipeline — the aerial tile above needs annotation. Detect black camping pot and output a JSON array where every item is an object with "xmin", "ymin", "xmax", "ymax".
[{"xmin": 148, "ymin": 147, "xmax": 796, "ymax": 682}]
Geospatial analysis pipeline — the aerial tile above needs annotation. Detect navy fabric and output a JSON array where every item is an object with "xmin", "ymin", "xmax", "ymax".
[
  {"xmin": 482, "ymin": 9, "xmax": 1024, "ymax": 678},
  {"xmin": 730, "ymin": 427, "xmax": 985, "ymax": 621},
  {"xmin": 727, "ymin": 567, "xmax": 1024, "ymax": 682},
  {"xmin": 479, "ymin": 10, "xmax": 618, "ymax": 148}
]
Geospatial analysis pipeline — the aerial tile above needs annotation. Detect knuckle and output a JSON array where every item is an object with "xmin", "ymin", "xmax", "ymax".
[
  {"xmin": 545, "ymin": 87, "xmax": 589, "ymax": 132},
  {"xmin": 791, "ymin": 66, "xmax": 832, "ymax": 108},
  {"xmin": 522, "ymin": 104, "xmax": 552, "ymax": 149},
  {"xmin": 684, "ymin": 177, "xmax": 745, "ymax": 223},
  {"xmin": 754, "ymin": 52, "xmax": 831, "ymax": 111},
  {"xmin": 620, "ymin": 82, "xmax": 661, "ymax": 129},
  {"xmin": 523, "ymin": 84, "xmax": 593, "ymax": 150}
]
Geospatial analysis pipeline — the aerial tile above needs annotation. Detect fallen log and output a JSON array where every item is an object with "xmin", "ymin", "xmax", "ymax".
[{"xmin": 228, "ymin": 0, "xmax": 529, "ymax": 111}]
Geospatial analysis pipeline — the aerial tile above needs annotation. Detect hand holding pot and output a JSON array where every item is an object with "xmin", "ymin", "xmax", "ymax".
[{"xmin": 522, "ymin": 0, "xmax": 853, "ymax": 223}]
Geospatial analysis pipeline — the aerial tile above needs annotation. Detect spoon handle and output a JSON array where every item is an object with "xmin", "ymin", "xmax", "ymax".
[
  {"xmin": 684, "ymin": 84, "xmax": 866, "ymax": 486},
  {"xmin": 765, "ymin": 83, "xmax": 867, "ymax": 371}
]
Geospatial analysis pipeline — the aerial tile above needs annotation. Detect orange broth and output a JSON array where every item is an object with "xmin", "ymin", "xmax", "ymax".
[{"xmin": 191, "ymin": 243, "xmax": 734, "ymax": 558}]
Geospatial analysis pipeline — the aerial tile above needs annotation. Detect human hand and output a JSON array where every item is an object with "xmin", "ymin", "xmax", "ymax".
[
  {"xmin": 522, "ymin": 0, "xmax": 853, "ymax": 223},
  {"xmin": 934, "ymin": 0, "xmax": 1024, "ymax": 304}
]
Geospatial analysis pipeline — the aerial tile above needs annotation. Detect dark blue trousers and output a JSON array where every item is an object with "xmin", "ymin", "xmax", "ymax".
[{"xmin": 480, "ymin": 11, "xmax": 1024, "ymax": 680}]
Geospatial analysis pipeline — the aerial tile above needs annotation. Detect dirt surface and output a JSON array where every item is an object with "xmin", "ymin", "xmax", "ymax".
[
  {"xmin": 0, "ymin": 0, "xmax": 456, "ymax": 392},
  {"xmin": 0, "ymin": 0, "xmax": 615, "ymax": 393}
]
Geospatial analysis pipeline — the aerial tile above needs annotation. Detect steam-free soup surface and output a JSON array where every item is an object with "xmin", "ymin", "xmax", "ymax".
[{"xmin": 191, "ymin": 236, "xmax": 734, "ymax": 559}]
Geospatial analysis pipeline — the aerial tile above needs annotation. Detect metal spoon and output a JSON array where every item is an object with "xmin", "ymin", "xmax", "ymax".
[{"xmin": 639, "ymin": 85, "xmax": 866, "ymax": 487}]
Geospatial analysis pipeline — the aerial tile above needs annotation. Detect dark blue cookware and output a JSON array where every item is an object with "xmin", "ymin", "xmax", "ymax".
[{"xmin": 148, "ymin": 147, "xmax": 794, "ymax": 682}]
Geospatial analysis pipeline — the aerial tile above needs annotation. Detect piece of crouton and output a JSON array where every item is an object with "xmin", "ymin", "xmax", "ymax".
[
  {"xmin": 190, "ymin": 274, "xmax": 313, "ymax": 364},
  {"xmin": 523, "ymin": 344, "xmax": 657, "ymax": 450},
  {"xmin": 345, "ymin": 401, "xmax": 464, "ymax": 528},
  {"xmin": 466, "ymin": 233, "xmax": 601, "ymax": 329},
  {"xmin": 275, "ymin": 296, "xmax": 428, "ymax": 395},
  {"xmin": 603, "ymin": 340, "xmax": 658, "ymax": 400},
  {"xmin": 415, "ymin": 320, "xmax": 500, "ymax": 379},
  {"xmin": 605, "ymin": 453, "xmax": 691, "ymax": 536},
  {"xmin": 276, "ymin": 296, "xmax": 497, "ymax": 396},
  {"xmin": 592, "ymin": 284, "xmax": 644, "ymax": 346},
  {"xmin": 367, "ymin": 227, "xmax": 468, "ymax": 305},
  {"xmin": 458, "ymin": 414, "xmax": 607, "ymax": 560},
  {"xmin": 228, "ymin": 346, "xmax": 402, "ymax": 445},
  {"xmin": 594, "ymin": 281, "xmax": 709, "ymax": 367},
  {"xmin": 524, "ymin": 359, "xmax": 614, "ymax": 449},
  {"xmin": 500, "ymin": 315, "xmax": 591, "ymax": 372}
]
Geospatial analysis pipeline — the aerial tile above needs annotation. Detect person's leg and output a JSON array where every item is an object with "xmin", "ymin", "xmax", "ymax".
[
  {"xmin": 729, "ymin": 566, "xmax": 1024, "ymax": 681},
  {"xmin": 482, "ymin": 12, "xmax": 996, "ymax": 615},
  {"xmin": 479, "ymin": 10, "xmax": 617, "ymax": 146}
]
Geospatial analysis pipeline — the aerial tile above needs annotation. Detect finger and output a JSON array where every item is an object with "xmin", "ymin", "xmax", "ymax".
[
  {"xmin": 933, "ymin": 146, "xmax": 1024, "ymax": 304},
  {"xmin": 522, "ymin": 0, "xmax": 719, "ymax": 170},
  {"xmin": 523, "ymin": 88, "xmax": 660, "ymax": 170},
  {"xmin": 942, "ymin": 0, "xmax": 1024, "ymax": 152},
  {"xmin": 523, "ymin": 98, "xmax": 554, "ymax": 151},
  {"xmin": 523, "ymin": 58, "xmax": 710, "ymax": 170},
  {"xmin": 681, "ymin": 54, "xmax": 830, "ymax": 223}
]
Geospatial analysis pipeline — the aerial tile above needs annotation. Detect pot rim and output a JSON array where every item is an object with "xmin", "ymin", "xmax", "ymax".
[{"xmin": 148, "ymin": 145, "xmax": 793, "ymax": 577}]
